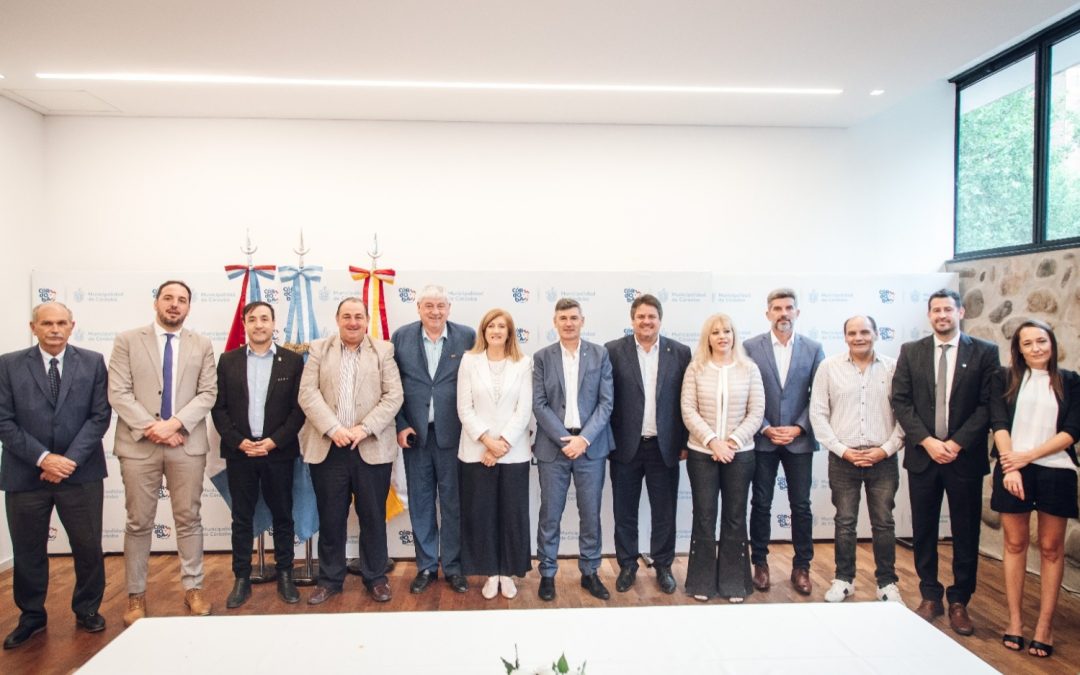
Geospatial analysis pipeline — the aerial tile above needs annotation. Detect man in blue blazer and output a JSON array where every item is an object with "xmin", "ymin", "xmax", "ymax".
[
  {"xmin": 605, "ymin": 294, "xmax": 691, "ymax": 594},
  {"xmin": 533, "ymin": 297, "xmax": 615, "ymax": 601},
  {"xmin": 0, "ymin": 302, "xmax": 111, "ymax": 648},
  {"xmin": 391, "ymin": 284, "xmax": 475, "ymax": 594},
  {"xmin": 744, "ymin": 288, "xmax": 825, "ymax": 596}
]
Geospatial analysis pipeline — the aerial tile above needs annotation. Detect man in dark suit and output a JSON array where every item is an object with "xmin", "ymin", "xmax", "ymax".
[
  {"xmin": 533, "ymin": 297, "xmax": 615, "ymax": 601},
  {"xmin": 391, "ymin": 284, "xmax": 475, "ymax": 594},
  {"xmin": 0, "ymin": 302, "xmax": 111, "ymax": 649},
  {"xmin": 744, "ymin": 288, "xmax": 825, "ymax": 596},
  {"xmin": 605, "ymin": 294, "xmax": 691, "ymax": 594},
  {"xmin": 891, "ymin": 288, "xmax": 999, "ymax": 635},
  {"xmin": 211, "ymin": 301, "xmax": 306, "ymax": 609}
]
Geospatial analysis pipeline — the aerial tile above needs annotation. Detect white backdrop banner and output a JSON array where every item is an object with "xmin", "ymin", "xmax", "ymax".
[{"xmin": 28, "ymin": 270, "xmax": 955, "ymax": 560}]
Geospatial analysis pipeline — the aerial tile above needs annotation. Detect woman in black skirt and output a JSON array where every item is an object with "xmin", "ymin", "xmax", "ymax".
[
  {"xmin": 456, "ymin": 308, "xmax": 533, "ymax": 599},
  {"xmin": 990, "ymin": 319, "xmax": 1080, "ymax": 658}
]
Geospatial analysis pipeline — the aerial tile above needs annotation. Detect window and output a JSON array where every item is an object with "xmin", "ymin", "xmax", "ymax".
[{"xmin": 952, "ymin": 11, "xmax": 1080, "ymax": 259}]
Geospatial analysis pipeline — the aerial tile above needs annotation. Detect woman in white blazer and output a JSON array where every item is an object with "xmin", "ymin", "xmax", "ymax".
[
  {"xmin": 681, "ymin": 313, "xmax": 765, "ymax": 603},
  {"xmin": 457, "ymin": 308, "xmax": 533, "ymax": 599}
]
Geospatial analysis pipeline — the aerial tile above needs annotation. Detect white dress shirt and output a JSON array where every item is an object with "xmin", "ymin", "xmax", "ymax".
[
  {"xmin": 154, "ymin": 323, "xmax": 181, "ymax": 416},
  {"xmin": 561, "ymin": 342, "xmax": 582, "ymax": 430},
  {"xmin": 771, "ymin": 332, "xmax": 794, "ymax": 388},
  {"xmin": 1012, "ymin": 369, "xmax": 1073, "ymax": 469},
  {"xmin": 932, "ymin": 334, "xmax": 960, "ymax": 428},
  {"xmin": 636, "ymin": 338, "xmax": 660, "ymax": 437}
]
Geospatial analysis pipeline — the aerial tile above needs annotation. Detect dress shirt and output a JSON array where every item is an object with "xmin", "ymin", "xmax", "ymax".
[
  {"xmin": 771, "ymin": 332, "xmax": 794, "ymax": 388},
  {"xmin": 36, "ymin": 346, "xmax": 68, "ymax": 465},
  {"xmin": 561, "ymin": 342, "xmax": 582, "ymax": 430},
  {"xmin": 932, "ymin": 333, "xmax": 960, "ymax": 428},
  {"xmin": 38, "ymin": 346, "xmax": 67, "ymax": 377},
  {"xmin": 245, "ymin": 343, "xmax": 276, "ymax": 438},
  {"xmin": 154, "ymin": 323, "xmax": 181, "ymax": 417},
  {"xmin": 809, "ymin": 352, "xmax": 904, "ymax": 458},
  {"xmin": 422, "ymin": 327, "xmax": 447, "ymax": 423},
  {"xmin": 636, "ymin": 338, "xmax": 660, "ymax": 437},
  {"xmin": 335, "ymin": 342, "xmax": 363, "ymax": 429},
  {"xmin": 1012, "ymin": 369, "xmax": 1072, "ymax": 469}
]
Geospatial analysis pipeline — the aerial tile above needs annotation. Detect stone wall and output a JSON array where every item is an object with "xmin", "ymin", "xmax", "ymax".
[{"xmin": 945, "ymin": 248, "xmax": 1080, "ymax": 593}]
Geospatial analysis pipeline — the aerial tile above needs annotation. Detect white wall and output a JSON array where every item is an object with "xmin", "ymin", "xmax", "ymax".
[
  {"xmin": 0, "ymin": 96, "xmax": 46, "ymax": 569},
  {"xmin": 0, "ymin": 83, "xmax": 957, "ymax": 569},
  {"xmin": 41, "ymin": 105, "xmax": 951, "ymax": 277}
]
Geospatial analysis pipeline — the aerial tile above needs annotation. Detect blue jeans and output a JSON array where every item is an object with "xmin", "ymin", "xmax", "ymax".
[
  {"xmin": 750, "ymin": 447, "xmax": 814, "ymax": 568},
  {"xmin": 402, "ymin": 427, "xmax": 462, "ymax": 576},
  {"xmin": 828, "ymin": 453, "xmax": 899, "ymax": 586},
  {"xmin": 536, "ymin": 451, "xmax": 606, "ymax": 577}
]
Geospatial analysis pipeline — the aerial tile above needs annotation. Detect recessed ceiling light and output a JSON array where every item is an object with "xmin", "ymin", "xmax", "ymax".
[
  {"xmin": 869, "ymin": 89, "xmax": 885, "ymax": 96},
  {"xmin": 36, "ymin": 72, "xmax": 843, "ymax": 96}
]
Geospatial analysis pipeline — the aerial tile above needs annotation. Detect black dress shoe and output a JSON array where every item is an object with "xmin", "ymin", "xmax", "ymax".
[
  {"xmin": 3, "ymin": 623, "xmax": 45, "ymax": 650},
  {"xmin": 447, "ymin": 574, "xmax": 469, "ymax": 593},
  {"xmin": 410, "ymin": 570, "xmax": 438, "ymax": 594},
  {"xmin": 226, "ymin": 577, "xmax": 252, "ymax": 609},
  {"xmin": 538, "ymin": 576, "xmax": 556, "ymax": 601},
  {"xmin": 75, "ymin": 612, "xmax": 106, "ymax": 633},
  {"xmin": 277, "ymin": 569, "xmax": 300, "ymax": 604},
  {"xmin": 581, "ymin": 574, "xmax": 610, "ymax": 600},
  {"xmin": 615, "ymin": 567, "xmax": 637, "ymax": 593},
  {"xmin": 655, "ymin": 566, "xmax": 677, "ymax": 595}
]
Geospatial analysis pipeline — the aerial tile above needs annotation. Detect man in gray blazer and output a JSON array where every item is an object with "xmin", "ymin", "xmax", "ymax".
[
  {"xmin": 605, "ymin": 294, "xmax": 691, "ymax": 594},
  {"xmin": 109, "ymin": 280, "xmax": 217, "ymax": 624},
  {"xmin": 533, "ymin": 297, "xmax": 614, "ymax": 601},
  {"xmin": 0, "ymin": 302, "xmax": 111, "ymax": 648},
  {"xmin": 391, "ymin": 285, "xmax": 475, "ymax": 594},
  {"xmin": 744, "ymin": 288, "xmax": 825, "ymax": 596}
]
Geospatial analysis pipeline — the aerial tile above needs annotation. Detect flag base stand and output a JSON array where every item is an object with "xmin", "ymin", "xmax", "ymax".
[
  {"xmin": 249, "ymin": 533, "xmax": 278, "ymax": 584},
  {"xmin": 293, "ymin": 540, "xmax": 319, "ymax": 587}
]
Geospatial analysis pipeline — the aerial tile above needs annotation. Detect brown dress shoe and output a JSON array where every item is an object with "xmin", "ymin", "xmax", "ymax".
[
  {"xmin": 791, "ymin": 568, "xmax": 812, "ymax": 596},
  {"xmin": 913, "ymin": 599, "xmax": 944, "ymax": 622},
  {"xmin": 307, "ymin": 585, "xmax": 341, "ymax": 605},
  {"xmin": 948, "ymin": 602, "xmax": 974, "ymax": 635},
  {"xmin": 370, "ymin": 582, "xmax": 392, "ymax": 603},
  {"xmin": 185, "ymin": 588, "xmax": 212, "ymax": 616},
  {"xmin": 752, "ymin": 564, "xmax": 770, "ymax": 591},
  {"xmin": 184, "ymin": 587, "xmax": 211, "ymax": 613},
  {"xmin": 123, "ymin": 593, "xmax": 146, "ymax": 627}
]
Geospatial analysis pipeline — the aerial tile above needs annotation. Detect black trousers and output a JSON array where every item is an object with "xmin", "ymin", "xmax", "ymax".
[
  {"xmin": 226, "ymin": 456, "xmax": 295, "ymax": 577},
  {"xmin": 5, "ymin": 480, "xmax": 104, "ymax": 625},
  {"xmin": 459, "ymin": 460, "xmax": 532, "ymax": 577},
  {"xmin": 908, "ymin": 462, "xmax": 984, "ymax": 605},
  {"xmin": 308, "ymin": 444, "xmax": 392, "ymax": 589},
  {"xmin": 610, "ymin": 437, "xmax": 680, "ymax": 570}
]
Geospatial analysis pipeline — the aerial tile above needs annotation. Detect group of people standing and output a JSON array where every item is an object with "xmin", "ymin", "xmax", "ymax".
[{"xmin": 0, "ymin": 282, "xmax": 1075, "ymax": 662}]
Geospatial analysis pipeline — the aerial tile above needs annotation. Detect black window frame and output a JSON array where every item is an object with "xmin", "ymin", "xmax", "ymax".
[{"xmin": 951, "ymin": 10, "xmax": 1080, "ymax": 261}]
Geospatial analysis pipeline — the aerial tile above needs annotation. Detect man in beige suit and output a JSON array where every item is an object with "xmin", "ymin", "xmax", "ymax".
[
  {"xmin": 299, "ymin": 297, "xmax": 403, "ymax": 604},
  {"xmin": 108, "ymin": 280, "xmax": 217, "ymax": 625}
]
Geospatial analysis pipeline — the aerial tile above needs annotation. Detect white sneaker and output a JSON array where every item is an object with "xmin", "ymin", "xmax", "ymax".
[
  {"xmin": 876, "ymin": 583, "xmax": 903, "ymax": 603},
  {"xmin": 481, "ymin": 575, "xmax": 499, "ymax": 600},
  {"xmin": 824, "ymin": 579, "xmax": 855, "ymax": 603},
  {"xmin": 499, "ymin": 576, "xmax": 517, "ymax": 599}
]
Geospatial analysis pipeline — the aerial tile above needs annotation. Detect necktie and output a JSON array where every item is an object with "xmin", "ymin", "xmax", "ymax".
[
  {"xmin": 48, "ymin": 357, "xmax": 60, "ymax": 403},
  {"xmin": 934, "ymin": 344, "xmax": 952, "ymax": 439},
  {"xmin": 161, "ymin": 333, "xmax": 174, "ymax": 420}
]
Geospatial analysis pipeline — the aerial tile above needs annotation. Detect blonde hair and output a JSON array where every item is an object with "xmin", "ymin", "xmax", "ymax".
[
  {"xmin": 471, "ymin": 308, "xmax": 523, "ymax": 361},
  {"xmin": 690, "ymin": 313, "xmax": 745, "ymax": 371}
]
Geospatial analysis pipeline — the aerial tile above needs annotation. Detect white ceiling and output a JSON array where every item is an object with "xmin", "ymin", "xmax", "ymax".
[{"xmin": 1, "ymin": 0, "xmax": 1078, "ymax": 128}]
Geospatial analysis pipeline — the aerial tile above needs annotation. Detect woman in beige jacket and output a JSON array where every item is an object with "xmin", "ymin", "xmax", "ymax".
[{"xmin": 681, "ymin": 313, "xmax": 765, "ymax": 602}]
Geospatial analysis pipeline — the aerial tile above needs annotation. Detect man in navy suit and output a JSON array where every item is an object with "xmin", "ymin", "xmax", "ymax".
[
  {"xmin": 605, "ymin": 294, "xmax": 691, "ymax": 594},
  {"xmin": 0, "ymin": 302, "xmax": 111, "ymax": 648},
  {"xmin": 533, "ymin": 297, "xmax": 615, "ymax": 601},
  {"xmin": 744, "ymin": 288, "xmax": 825, "ymax": 596},
  {"xmin": 391, "ymin": 285, "xmax": 475, "ymax": 594},
  {"xmin": 211, "ymin": 301, "xmax": 306, "ymax": 608},
  {"xmin": 891, "ymin": 288, "xmax": 999, "ymax": 635}
]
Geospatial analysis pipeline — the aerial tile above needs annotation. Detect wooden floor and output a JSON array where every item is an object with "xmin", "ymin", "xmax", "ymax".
[{"xmin": 1, "ymin": 543, "xmax": 1077, "ymax": 674}]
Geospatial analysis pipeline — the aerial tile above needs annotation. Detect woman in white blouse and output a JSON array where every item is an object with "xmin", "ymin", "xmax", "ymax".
[
  {"xmin": 457, "ymin": 308, "xmax": 533, "ymax": 600},
  {"xmin": 680, "ymin": 313, "xmax": 765, "ymax": 602},
  {"xmin": 990, "ymin": 319, "xmax": 1080, "ymax": 658}
]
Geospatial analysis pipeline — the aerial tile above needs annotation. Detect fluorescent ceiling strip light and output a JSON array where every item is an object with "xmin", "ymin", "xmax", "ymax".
[{"xmin": 36, "ymin": 72, "xmax": 842, "ymax": 95}]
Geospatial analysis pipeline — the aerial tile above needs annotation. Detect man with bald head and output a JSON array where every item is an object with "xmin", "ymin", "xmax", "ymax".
[
  {"xmin": 0, "ymin": 302, "xmax": 111, "ymax": 648},
  {"xmin": 809, "ymin": 315, "xmax": 905, "ymax": 604}
]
